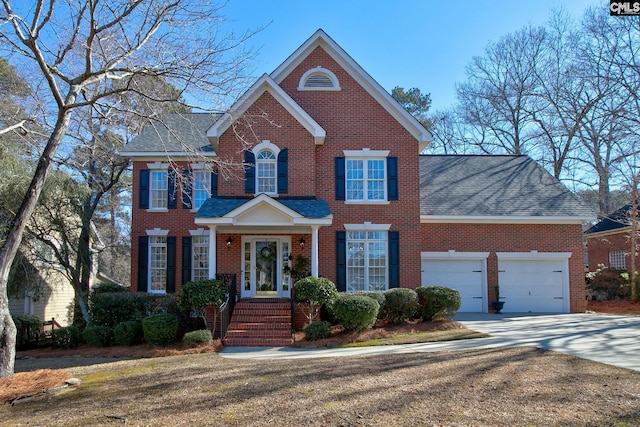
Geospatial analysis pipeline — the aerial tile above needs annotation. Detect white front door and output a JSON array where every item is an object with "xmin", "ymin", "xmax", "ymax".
[{"xmin": 241, "ymin": 237, "xmax": 292, "ymax": 298}]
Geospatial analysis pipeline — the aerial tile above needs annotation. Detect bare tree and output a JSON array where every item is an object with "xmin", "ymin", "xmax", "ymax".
[{"xmin": 0, "ymin": 0, "xmax": 258, "ymax": 377}]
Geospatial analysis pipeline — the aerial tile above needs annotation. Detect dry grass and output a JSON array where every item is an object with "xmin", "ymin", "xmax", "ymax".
[{"xmin": 2, "ymin": 348, "xmax": 640, "ymax": 426}]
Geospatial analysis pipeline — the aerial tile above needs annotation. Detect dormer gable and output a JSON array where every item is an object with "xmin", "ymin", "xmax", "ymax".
[{"xmin": 207, "ymin": 74, "xmax": 326, "ymax": 150}]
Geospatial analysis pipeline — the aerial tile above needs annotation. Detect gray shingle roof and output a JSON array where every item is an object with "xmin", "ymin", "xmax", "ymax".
[
  {"xmin": 419, "ymin": 155, "xmax": 594, "ymax": 218},
  {"xmin": 585, "ymin": 204, "xmax": 634, "ymax": 234},
  {"xmin": 119, "ymin": 113, "xmax": 219, "ymax": 154},
  {"xmin": 195, "ymin": 197, "xmax": 331, "ymax": 219}
]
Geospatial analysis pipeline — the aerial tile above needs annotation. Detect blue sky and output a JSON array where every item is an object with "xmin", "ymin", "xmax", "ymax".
[{"xmin": 221, "ymin": 0, "xmax": 600, "ymax": 111}]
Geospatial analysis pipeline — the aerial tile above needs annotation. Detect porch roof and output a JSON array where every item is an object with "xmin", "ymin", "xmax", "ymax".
[{"xmin": 195, "ymin": 196, "xmax": 332, "ymax": 219}]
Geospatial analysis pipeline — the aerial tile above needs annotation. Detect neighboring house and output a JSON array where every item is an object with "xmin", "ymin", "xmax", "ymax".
[
  {"xmin": 120, "ymin": 29, "xmax": 593, "ymax": 332},
  {"xmin": 585, "ymin": 204, "xmax": 639, "ymax": 272}
]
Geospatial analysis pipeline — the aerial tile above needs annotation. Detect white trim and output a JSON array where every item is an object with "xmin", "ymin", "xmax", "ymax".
[
  {"xmin": 421, "ymin": 250, "xmax": 490, "ymax": 259},
  {"xmin": 343, "ymin": 148, "xmax": 390, "ymax": 157},
  {"xmin": 271, "ymin": 29, "xmax": 431, "ymax": 151},
  {"xmin": 207, "ymin": 74, "xmax": 326, "ymax": 146},
  {"xmin": 252, "ymin": 140, "xmax": 281, "ymax": 157},
  {"xmin": 298, "ymin": 66, "xmax": 341, "ymax": 91},
  {"xmin": 146, "ymin": 162, "xmax": 169, "ymax": 170},
  {"xmin": 189, "ymin": 162, "xmax": 212, "ymax": 170},
  {"xmin": 146, "ymin": 228, "xmax": 169, "ymax": 236},
  {"xmin": 496, "ymin": 251, "xmax": 572, "ymax": 260},
  {"xmin": 189, "ymin": 228, "xmax": 210, "ymax": 236},
  {"xmin": 122, "ymin": 152, "xmax": 217, "ymax": 159},
  {"xmin": 585, "ymin": 227, "xmax": 631, "ymax": 239},
  {"xmin": 421, "ymin": 215, "xmax": 590, "ymax": 224},
  {"xmin": 344, "ymin": 222, "xmax": 391, "ymax": 231}
]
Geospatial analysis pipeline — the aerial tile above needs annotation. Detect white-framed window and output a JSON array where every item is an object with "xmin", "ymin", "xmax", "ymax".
[
  {"xmin": 193, "ymin": 170, "xmax": 211, "ymax": 209},
  {"xmin": 149, "ymin": 236, "xmax": 167, "ymax": 293},
  {"xmin": 150, "ymin": 170, "xmax": 168, "ymax": 209},
  {"xmin": 192, "ymin": 235, "xmax": 209, "ymax": 281},
  {"xmin": 256, "ymin": 149, "xmax": 277, "ymax": 194},
  {"xmin": 609, "ymin": 250, "xmax": 626, "ymax": 270},
  {"xmin": 346, "ymin": 230, "xmax": 388, "ymax": 292},
  {"xmin": 346, "ymin": 158, "xmax": 386, "ymax": 202}
]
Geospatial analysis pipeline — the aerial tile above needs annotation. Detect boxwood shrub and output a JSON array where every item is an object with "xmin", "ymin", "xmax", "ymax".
[
  {"xmin": 13, "ymin": 314, "xmax": 42, "ymax": 349},
  {"xmin": 142, "ymin": 314, "xmax": 178, "ymax": 346},
  {"xmin": 82, "ymin": 325, "xmax": 114, "ymax": 347},
  {"xmin": 383, "ymin": 288, "xmax": 418, "ymax": 323},
  {"xmin": 303, "ymin": 321, "xmax": 332, "ymax": 341},
  {"xmin": 51, "ymin": 326, "xmax": 81, "ymax": 349},
  {"xmin": 182, "ymin": 329, "xmax": 213, "ymax": 346},
  {"xmin": 416, "ymin": 286, "xmax": 461, "ymax": 321},
  {"xmin": 89, "ymin": 292, "xmax": 180, "ymax": 328},
  {"xmin": 351, "ymin": 291, "xmax": 386, "ymax": 319},
  {"xmin": 113, "ymin": 320, "xmax": 144, "ymax": 346},
  {"xmin": 333, "ymin": 294, "xmax": 379, "ymax": 332}
]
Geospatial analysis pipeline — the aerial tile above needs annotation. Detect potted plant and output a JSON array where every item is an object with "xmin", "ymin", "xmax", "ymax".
[{"xmin": 491, "ymin": 285, "xmax": 505, "ymax": 314}]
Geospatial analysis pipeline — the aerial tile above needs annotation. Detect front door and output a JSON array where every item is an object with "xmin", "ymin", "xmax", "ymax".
[{"xmin": 242, "ymin": 237, "xmax": 291, "ymax": 298}]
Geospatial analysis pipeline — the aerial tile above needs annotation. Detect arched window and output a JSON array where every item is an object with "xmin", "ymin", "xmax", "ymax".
[{"xmin": 256, "ymin": 149, "xmax": 277, "ymax": 194}]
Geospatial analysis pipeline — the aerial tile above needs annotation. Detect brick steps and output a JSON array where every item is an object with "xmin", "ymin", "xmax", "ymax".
[{"xmin": 223, "ymin": 299, "xmax": 293, "ymax": 347}]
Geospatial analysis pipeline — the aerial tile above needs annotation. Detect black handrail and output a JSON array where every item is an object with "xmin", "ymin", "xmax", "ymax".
[{"xmin": 216, "ymin": 273, "xmax": 237, "ymax": 340}]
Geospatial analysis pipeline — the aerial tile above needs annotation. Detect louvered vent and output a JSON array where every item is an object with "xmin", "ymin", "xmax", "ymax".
[{"xmin": 305, "ymin": 73, "xmax": 334, "ymax": 88}]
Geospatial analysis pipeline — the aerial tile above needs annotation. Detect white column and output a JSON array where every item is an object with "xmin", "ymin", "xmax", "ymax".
[
  {"xmin": 311, "ymin": 226, "xmax": 319, "ymax": 277},
  {"xmin": 209, "ymin": 226, "xmax": 217, "ymax": 279}
]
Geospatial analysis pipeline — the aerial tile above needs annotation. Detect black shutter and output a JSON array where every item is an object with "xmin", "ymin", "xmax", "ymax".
[
  {"xmin": 137, "ymin": 236, "xmax": 149, "ymax": 292},
  {"xmin": 182, "ymin": 237, "xmax": 192, "ymax": 285},
  {"xmin": 277, "ymin": 148, "xmax": 288, "ymax": 194},
  {"xmin": 336, "ymin": 231, "xmax": 346, "ymax": 292},
  {"xmin": 139, "ymin": 169, "xmax": 149, "ymax": 209},
  {"xmin": 182, "ymin": 169, "xmax": 192, "ymax": 209},
  {"xmin": 335, "ymin": 157, "xmax": 345, "ymax": 200},
  {"xmin": 166, "ymin": 236, "xmax": 176, "ymax": 293},
  {"xmin": 389, "ymin": 231, "xmax": 399, "ymax": 288},
  {"xmin": 244, "ymin": 151, "xmax": 255, "ymax": 194},
  {"xmin": 211, "ymin": 171, "xmax": 218, "ymax": 198},
  {"xmin": 387, "ymin": 157, "xmax": 398, "ymax": 201},
  {"xmin": 168, "ymin": 170, "xmax": 177, "ymax": 209}
]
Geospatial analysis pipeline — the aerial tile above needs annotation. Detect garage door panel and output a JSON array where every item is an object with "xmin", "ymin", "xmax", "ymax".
[
  {"xmin": 499, "ymin": 259, "xmax": 566, "ymax": 313},
  {"xmin": 421, "ymin": 259, "xmax": 485, "ymax": 313}
]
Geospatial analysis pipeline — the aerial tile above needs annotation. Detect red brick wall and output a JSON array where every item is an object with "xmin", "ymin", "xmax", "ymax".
[
  {"xmin": 586, "ymin": 230, "xmax": 638, "ymax": 272},
  {"xmin": 422, "ymin": 223, "xmax": 587, "ymax": 312}
]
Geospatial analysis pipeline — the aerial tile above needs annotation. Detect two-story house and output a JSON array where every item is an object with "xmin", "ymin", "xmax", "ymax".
[{"xmin": 120, "ymin": 30, "xmax": 593, "ymax": 345}]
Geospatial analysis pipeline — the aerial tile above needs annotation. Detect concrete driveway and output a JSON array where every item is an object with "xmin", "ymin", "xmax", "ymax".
[{"xmin": 221, "ymin": 313, "xmax": 640, "ymax": 372}]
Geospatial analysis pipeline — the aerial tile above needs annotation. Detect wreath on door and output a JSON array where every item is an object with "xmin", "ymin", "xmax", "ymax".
[{"xmin": 258, "ymin": 246, "xmax": 276, "ymax": 262}]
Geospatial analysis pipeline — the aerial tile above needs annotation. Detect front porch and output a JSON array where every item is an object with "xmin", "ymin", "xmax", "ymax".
[{"xmin": 223, "ymin": 298, "xmax": 294, "ymax": 346}]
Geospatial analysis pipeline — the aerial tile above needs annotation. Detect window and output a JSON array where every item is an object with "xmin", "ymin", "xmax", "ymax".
[
  {"xmin": 149, "ymin": 236, "xmax": 167, "ymax": 293},
  {"xmin": 192, "ymin": 235, "xmax": 209, "ymax": 281},
  {"xmin": 193, "ymin": 171, "xmax": 211, "ymax": 209},
  {"xmin": 256, "ymin": 149, "xmax": 277, "ymax": 194},
  {"xmin": 346, "ymin": 231, "xmax": 388, "ymax": 292},
  {"xmin": 346, "ymin": 159, "xmax": 386, "ymax": 201},
  {"xmin": 609, "ymin": 250, "xmax": 626, "ymax": 270},
  {"xmin": 150, "ymin": 170, "xmax": 168, "ymax": 209}
]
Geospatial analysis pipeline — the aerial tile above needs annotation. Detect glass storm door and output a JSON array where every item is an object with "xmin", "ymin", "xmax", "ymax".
[{"xmin": 242, "ymin": 237, "xmax": 291, "ymax": 298}]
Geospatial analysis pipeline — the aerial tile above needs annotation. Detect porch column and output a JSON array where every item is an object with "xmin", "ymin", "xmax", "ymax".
[
  {"xmin": 311, "ymin": 226, "xmax": 319, "ymax": 277},
  {"xmin": 208, "ymin": 226, "xmax": 217, "ymax": 279}
]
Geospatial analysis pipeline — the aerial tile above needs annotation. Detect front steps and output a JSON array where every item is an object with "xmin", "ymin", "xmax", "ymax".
[{"xmin": 223, "ymin": 299, "xmax": 293, "ymax": 346}]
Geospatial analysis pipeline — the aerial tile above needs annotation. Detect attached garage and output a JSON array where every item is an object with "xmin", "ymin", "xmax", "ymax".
[
  {"xmin": 497, "ymin": 252, "xmax": 571, "ymax": 313},
  {"xmin": 421, "ymin": 252, "xmax": 489, "ymax": 313}
]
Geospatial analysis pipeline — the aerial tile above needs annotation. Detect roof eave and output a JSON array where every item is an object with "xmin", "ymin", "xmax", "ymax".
[{"xmin": 420, "ymin": 215, "xmax": 593, "ymax": 224}]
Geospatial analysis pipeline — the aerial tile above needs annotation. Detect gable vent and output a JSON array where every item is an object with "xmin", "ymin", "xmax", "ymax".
[
  {"xmin": 298, "ymin": 67, "xmax": 340, "ymax": 91},
  {"xmin": 305, "ymin": 73, "xmax": 334, "ymax": 88}
]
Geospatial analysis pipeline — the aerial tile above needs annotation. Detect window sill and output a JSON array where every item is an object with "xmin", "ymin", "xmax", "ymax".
[
  {"xmin": 344, "ymin": 200, "xmax": 391, "ymax": 205},
  {"xmin": 146, "ymin": 208, "xmax": 169, "ymax": 213}
]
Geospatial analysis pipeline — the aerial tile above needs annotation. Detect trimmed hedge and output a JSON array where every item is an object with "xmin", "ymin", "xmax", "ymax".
[
  {"xmin": 351, "ymin": 291, "xmax": 386, "ymax": 319},
  {"xmin": 89, "ymin": 292, "xmax": 179, "ymax": 328},
  {"xmin": 416, "ymin": 286, "xmax": 461, "ymax": 321},
  {"xmin": 333, "ymin": 294, "xmax": 379, "ymax": 332},
  {"xmin": 383, "ymin": 288, "xmax": 418, "ymax": 323},
  {"xmin": 182, "ymin": 329, "xmax": 213, "ymax": 346},
  {"xmin": 13, "ymin": 314, "xmax": 42, "ymax": 349},
  {"xmin": 293, "ymin": 276, "xmax": 339, "ymax": 325},
  {"xmin": 113, "ymin": 320, "xmax": 144, "ymax": 346},
  {"xmin": 51, "ymin": 326, "xmax": 81, "ymax": 349},
  {"xmin": 82, "ymin": 325, "xmax": 113, "ymax": 347},
  {"xmin": 303, "ymin": 321, "xmax": 332, "ymax": 341},
  {"xmin": 142, "ymin": 314, "xmax": 178, "ymax": 346}
]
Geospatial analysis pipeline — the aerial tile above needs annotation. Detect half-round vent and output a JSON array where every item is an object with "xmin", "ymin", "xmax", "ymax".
[{"xmin": 298, "ymin": 67, "xmax": 340, "ymax": 91}]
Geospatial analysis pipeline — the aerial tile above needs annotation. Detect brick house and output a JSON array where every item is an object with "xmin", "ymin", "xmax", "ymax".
[
  {"xmin": 585, "ymin": 204, "xmax": 639, "ymax": 273},
  {"xmin": 120, "ymin": 30, "xmax": 592, "ymax": 343}
]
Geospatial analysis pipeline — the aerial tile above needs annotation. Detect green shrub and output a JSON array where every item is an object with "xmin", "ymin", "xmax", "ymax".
[
  {"xmin": 178, "ymin": 279, "xmax": 227, "ymax": 331},
  {"xmin": 89, "ymin": 292, "xmax": 180, "ymax": 328},
  {"xmin": 142, "ymin": 314, "xmax": 178, "ymax": 346},
  {"xmin": 51, "ymin": 326, "xmax": 81, "ymax": 349},
  {"xmin": 113, "ymin": 320, "xmax": 144, "ymax": 346},
  {"xmin": 182, "ymin": 329, "xmax": 213, "ymax": 346},
  {"xmin": 352, "ymin": 291, "xmax": 386, "ymax": 318},
  {"xmin": 293, "ymin": 276, "xmax": 338, "ymax": 325},
  {"xmin": 13, "ymin": 314, "xmax": 42, "ymax": 349},
  {"xmin": 91, "ymin": 282, "xmax": 128, "ymax": 295},
  {"xmin": 416, "ymin": 286, "xmax": 462, "ymax": 321},
  {"xmin": 333, "ymin": 294, "xmax": 379, "ymax": 332},
  {"xmin": 82, "ymin": 325, "xmax": 114, "ymax": 347},
  {"xmin": 303, "ymin": 321, "xmax": 332, "ymax": 341},
  {"xmin": 383, "ymin": 288, "xmax": 418, "ymax": 323}
]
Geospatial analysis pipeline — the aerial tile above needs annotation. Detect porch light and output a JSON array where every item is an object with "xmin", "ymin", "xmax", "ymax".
[
  {"xmin": 226, "ymin": 237, "xmax": 233, "ymax": 249},
  {"xmin": 299, "ymin": 237, "xmax": 305, "ymax": 249}
]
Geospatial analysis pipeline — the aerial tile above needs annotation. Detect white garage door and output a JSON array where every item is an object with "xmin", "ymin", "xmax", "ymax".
[
  {"xmin": 498, "ymin": 259, "xmax": 567, "ymax": 313},
  {"xmin": 421, "ymin": 259, "xmax": 485, "ymax": 312}
]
